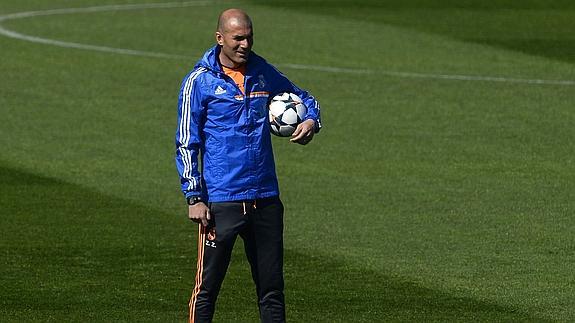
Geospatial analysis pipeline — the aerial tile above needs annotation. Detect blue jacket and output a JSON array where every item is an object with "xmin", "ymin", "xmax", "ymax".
[{"xmin": 175, "ymin": 45, "xmax": 322, "ymax": 202}]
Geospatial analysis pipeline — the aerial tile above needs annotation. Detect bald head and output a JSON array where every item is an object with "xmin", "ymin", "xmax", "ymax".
[
  {"xmin": 217, "ymin": 9, "xmax": 252, "ymax": 33},
  {"xmin": 215, "ymin": 9, "xmax": 254, "ymax": 68}
]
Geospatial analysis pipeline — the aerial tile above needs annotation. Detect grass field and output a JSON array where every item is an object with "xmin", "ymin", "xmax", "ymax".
[{"xmin": 1, "ymin": 0, "xmax": 575, "ymax": 321}]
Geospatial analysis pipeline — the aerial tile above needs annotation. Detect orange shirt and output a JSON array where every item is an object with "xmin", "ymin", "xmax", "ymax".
[{"xmin": 222, "ymin": 65, "xmax": 246, "ymax": 95}]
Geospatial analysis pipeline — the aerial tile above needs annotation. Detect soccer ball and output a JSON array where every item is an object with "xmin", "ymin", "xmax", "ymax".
[{"xmin": 268, "ymin": 92, "xmax": 307, "ymax": 137}]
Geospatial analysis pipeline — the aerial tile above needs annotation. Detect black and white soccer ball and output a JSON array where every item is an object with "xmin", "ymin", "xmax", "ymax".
[{"xmin": 268, "ymin": 92, "xmax": 307, "ymax": 137}]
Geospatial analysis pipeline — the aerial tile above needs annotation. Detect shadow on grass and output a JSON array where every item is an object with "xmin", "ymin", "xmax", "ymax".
[
  {"xmin": 251, "ymin": 0, "xmax": 575, "ymax": 66},
  {"xmin": 0, "ymin": 164, "xmax": 549, "ymax": 322},
  {"xmin": 0, "ymin": 164, "xmax": 190, "ymax": 321},
  {"xmin": 471, "ymin": 39, "xmax": 575, "ymax": 65},
  {"xmin": 282, "ymin": 249, "xmax": 549, "ymax": 322},
  {"xmin": 218, "ymin": 244, "xmax": 550, "ymax": 322}
]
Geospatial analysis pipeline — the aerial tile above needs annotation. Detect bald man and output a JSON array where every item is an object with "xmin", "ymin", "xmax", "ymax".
[{"xmin": 175, "ymin": 9, "xmax": 322, "ymax": 323}]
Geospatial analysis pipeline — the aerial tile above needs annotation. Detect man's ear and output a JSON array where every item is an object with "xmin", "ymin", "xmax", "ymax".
[{"xmin": 215, "ymin": 32, "xmax": 224, "ymax": 45}]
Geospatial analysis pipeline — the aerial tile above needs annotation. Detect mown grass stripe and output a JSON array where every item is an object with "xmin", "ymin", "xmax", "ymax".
[{"xmin": 1, "ymin": 2, "xmax": 573, "ymax": 86}]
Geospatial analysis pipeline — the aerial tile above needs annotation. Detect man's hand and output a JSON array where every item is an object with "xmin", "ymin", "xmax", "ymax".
[
  {"xmin": 188, "ymin": 202, "xmax": 210, "ymax": 227},
  {"xmin": 290, "ymin": 119, "xmax": 315, "ymax": 145}
]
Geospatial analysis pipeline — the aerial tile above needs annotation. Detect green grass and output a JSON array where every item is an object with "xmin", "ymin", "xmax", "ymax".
[{"xmin": 1, "ymin": 0, "xmax": 575, "ymax": 321}]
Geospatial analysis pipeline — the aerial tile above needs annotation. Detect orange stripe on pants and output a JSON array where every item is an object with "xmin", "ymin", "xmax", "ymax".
[{"xmin": 189, "ymin": 225, "xmax": 206, "ymax": 323}]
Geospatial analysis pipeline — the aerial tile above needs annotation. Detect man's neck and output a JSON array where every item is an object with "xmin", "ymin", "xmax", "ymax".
[{"xmin": 218, "ymin": 54, "xmax": 244, "ymax": 70}]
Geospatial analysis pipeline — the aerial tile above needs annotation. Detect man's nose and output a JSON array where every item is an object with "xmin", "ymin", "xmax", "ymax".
[{"xmin": 239, "ymin": 39, "xmax": 250, "ymax": 48}]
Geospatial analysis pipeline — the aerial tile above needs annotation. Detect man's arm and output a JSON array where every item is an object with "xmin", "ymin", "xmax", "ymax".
[{"xmin": 175, "ymin": 69, "xmax": 210, "ymax": 225}]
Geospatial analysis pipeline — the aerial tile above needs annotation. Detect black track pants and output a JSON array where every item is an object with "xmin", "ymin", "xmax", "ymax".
[{"xmin": 189, "ymin": 196, "xmax": 285, "ymax": 323}]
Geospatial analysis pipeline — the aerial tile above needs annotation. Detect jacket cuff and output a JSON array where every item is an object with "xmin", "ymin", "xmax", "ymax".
[{"xmin": 308, "ymin": 118, "xmax": 322, "ymax": 133}]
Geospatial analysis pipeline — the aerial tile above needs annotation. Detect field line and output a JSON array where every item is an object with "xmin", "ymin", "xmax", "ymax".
[
  {"xmin": 1, "ymin": 2, "xmax": 574, "ymax": 86},
  {"xmin": 280, "ymin": 63, "xmax": 575, "ymax": 86},
  {"xmin": 0, "ymin": 1, "xmax": 206, "ymax": 60}
]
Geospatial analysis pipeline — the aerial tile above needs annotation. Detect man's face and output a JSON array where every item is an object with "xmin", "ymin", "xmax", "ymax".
[{"xmin": 216, "ymin": 20, "xmax": 253, "ymax": 68}]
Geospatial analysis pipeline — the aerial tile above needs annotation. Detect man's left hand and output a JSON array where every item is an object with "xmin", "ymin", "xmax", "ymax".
[{"xmin": 290, "ymin": 119, "xmax": 315, "ymax": 145}]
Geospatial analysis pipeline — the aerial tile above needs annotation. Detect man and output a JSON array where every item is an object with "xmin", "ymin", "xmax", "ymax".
[{"xmin": 175, "ymin": 8, "xmax": 321, "ymax": 323}]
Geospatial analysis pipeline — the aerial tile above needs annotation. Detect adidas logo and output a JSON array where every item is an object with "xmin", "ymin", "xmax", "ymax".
[{"xmin": 215, "ymin": 86, "xmax": 226, "ymax": 95}]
